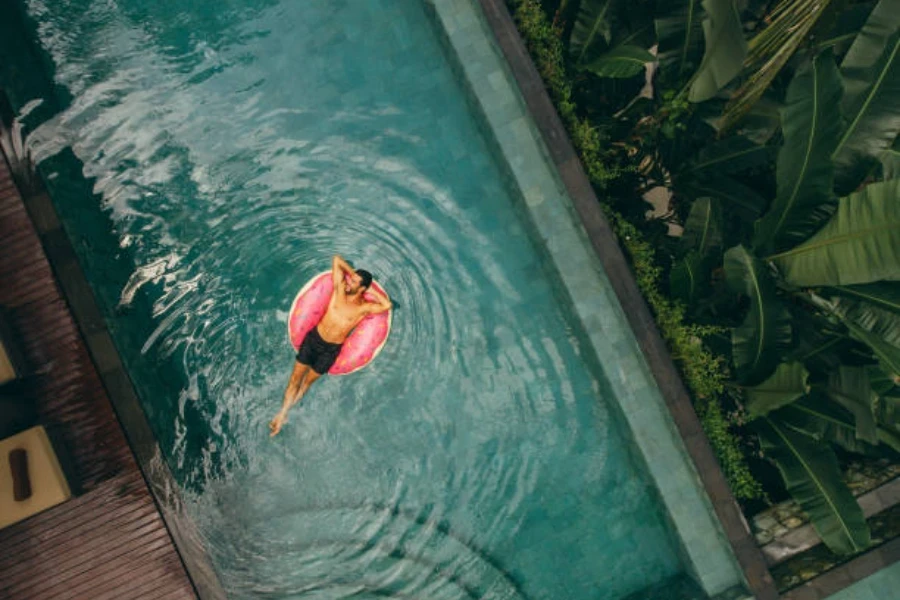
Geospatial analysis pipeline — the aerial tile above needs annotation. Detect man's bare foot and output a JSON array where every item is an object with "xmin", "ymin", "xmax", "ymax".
[{"xmin": 269, "ymin": 412, "xmax": 287, "ymax": 437}]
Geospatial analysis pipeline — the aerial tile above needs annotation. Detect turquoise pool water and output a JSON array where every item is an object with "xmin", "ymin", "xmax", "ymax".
[{"xmin": 3, "ymin": 0, "xmax": 696, "ymax": 597}]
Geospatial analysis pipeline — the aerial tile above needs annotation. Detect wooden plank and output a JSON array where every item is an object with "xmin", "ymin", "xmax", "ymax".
[{"xmin": 0, "ymin": 156, "xmax": 197, "ymax": 599}]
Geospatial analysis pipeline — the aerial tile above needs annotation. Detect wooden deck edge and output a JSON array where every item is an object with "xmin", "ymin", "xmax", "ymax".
[{"xmin": 0, "ymin": 101, "xmax": 227, "ymax": 600}]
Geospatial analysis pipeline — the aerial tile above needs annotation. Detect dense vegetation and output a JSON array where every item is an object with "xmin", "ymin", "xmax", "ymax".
[{"xmin": 508, "ymin": 0, "xmax": 900, "ymax": 555}]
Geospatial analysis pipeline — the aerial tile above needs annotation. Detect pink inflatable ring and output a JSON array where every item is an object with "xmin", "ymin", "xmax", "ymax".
[{"xmin": 287, "ymin": 271, "xmax": 392, "ymax": 375}]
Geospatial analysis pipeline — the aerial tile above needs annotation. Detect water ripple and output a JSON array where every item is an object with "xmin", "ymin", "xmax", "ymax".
[{"xmin": 17, "ymin": 0, "xmax": 685, "ymax": 597}]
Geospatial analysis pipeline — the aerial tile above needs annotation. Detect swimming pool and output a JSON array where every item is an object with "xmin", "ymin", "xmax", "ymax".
[{"xmin": 3, "ymin": 0, "xmax": 720, "ymax": 597}]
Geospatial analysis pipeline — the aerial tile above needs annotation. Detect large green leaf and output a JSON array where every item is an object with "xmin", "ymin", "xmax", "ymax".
[
  {"xmin": 830, "ymin": 295, "xmax": 900, "ymax": 348},
  {"xmin": 809, "ymin": 292, "xmax": 900, "ymax": 377},
  {"xmin": 725, "ymin": 245, "xmax": 793, "ymax": 384},
  {"xmin": 745, "ymin": 361, "xmax": 810, "ymax": 418},
  {"xmin": 791, "ymin": 325, "xmax": 845, "ymax": 372},
  {"xmin": 681, "ymin": 197, "xmax": 723, "ymax": 254},
  {"xmin": 682, "ymin": 135, "xmax": 774, "ymax": 176},
  {"xmin": 670, "ymin": 251, "xmax": 708, "ymax": 305},
  {"xmin": 869, "ymin": 365, "xmax": 900, "ymax": 397},
  {"xmin": 689, "ymin": 0, "xmax": 748, "ymax": 102},
  {"xmin": 678, "ymin": 172, "xmax": 768, "ymax": 219},
  {"xmin": 869, "ymin": 366, "xmax": 900, "ymax": 445},
  {"xmin": 655, "ymin": 0, "xmax": 705, "ymax": 80},
  {"xmin": 721, "ymin": 0, "xmax": 834, "ymax": 130},
  {"xmin": 876, "ymin": 395, "xmax": 900, "ymax": 439},
  {"xmin": 671, "ymin": 198, "xmax": 723, "ymax": 306},
  {"xmin": 753, "ymin": 50, "xmax": 844, "ymax": 254},
  {"xmin": 584, "ymin": 44, "xmax": 655, "ymax": 78},
  {"xmin": 814, "ymin": 2, "xmax": 876, "ymax": 54},
  {"xmin": 826, "ymin": 283, "xmax": 900, "ymax": 315},
  {"xmin": 876, "ymin": 383, "xmax": 900, "ymax": 410},
  {"xmin": 848, "ymin": 322, "xmax": 900, "ymax": 379},
  {"xmin": 882, "ymin": 137, "xmax": 900, "ymax": 179},
  {"xmin": 570, "ymin": 0, "xmax": 616, "ymax": 65},
  {"xmin": 777, "ymin": 397, "xmax": 880, "ymax": 455},
  {"xmin": 832, "ymin": 0, "xmax": 900, "ymax": 194},
  {"xmin": 771, "ymin": 179, "xmax": 900, "ymax": 287},
  {"xmin": 757, "ymin": 417, "xmax": 871, "ymax": 555},
  {"xmin": 732, "ymin": 95, "xmax": 784, "ymax": 146},
  {"xmin": 824, "ymin": 366, "xmax": 879, "ymax": 444}
]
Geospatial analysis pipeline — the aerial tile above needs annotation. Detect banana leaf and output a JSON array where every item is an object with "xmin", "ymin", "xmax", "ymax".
[
  {"xmin": 848, "ymin": 323, "xmax": 900, "ymax": 379},
  {"xmin": 753, "ymin": 50, "xmax": 844, "ymax": 254},
  {"xmin": 824, "ymin": 366, "xmax": 879, "ymax": 444},
  {"xmin": 745, "ymin": 361, "xmax": 810, "ymax": 418},
  {"xmin": 725, "ymin": 245, "xmax": 793, "ymax": 384},
  {"xmin": 655, "ymin": 0, "xmax": 705, "ymax": 81},
  {"xmin": 689, "ymin": 0, "xmax": 748, "ymax": 102},
  {"xmin": 570, "ymin": 0, "xmax": 616, "ymax": 65},
  {"xmin": 814, "ymin": 2, "xmax": 876, "ymax": 54},
  {"xmin": 681, "ymin": 197, "xmax": 723, "ymax": 254},
  {"xmin": 678, "ymin": 172, "xmax": 768, "ymax": 219},
  {"xmin": 757, "ymin": 416, "xmax": 871, "ymax": 555},
  {"xmin": 681, "ymin": 135, "xmax": 774, "ymax": 176},
  {"xmin": 732, "ymin": 95, "xmax": 784, "ymax": 146},
  {"xmin": 869, "ymin": 366, "xmax": 900, "ymax": 446},
  {"xmin": 826, "ymin": 283, "xmax": 900, "ymax": 315},
  {"xmin": 883, "ymin": 137, "xmax": 900, "ymax": 179},
  {"xmin": 876, "ymin": 394, "xmax": 900, "ymax": 437},
  {"xmin": 776, "ymin": 397, "xmax": 882, "ymax": 455},
  {"xmin": 830, "ymin": 295, "xmax": 900, "ymax": 348},
  {"xmin": 787, "ymin": 304, "xmax": 876, "ymax": 374},
  {"xmin": 584, "ymin": 45, "xmax": 655, "ymax": 78},
  {"xmin": 791, "ymin": 325, "xmax": 845, "ymax": 372},
  {"xmin": 832, "ymin": 0, "xmax": 900, "ymax": 194},
  {"xmin": 670, "ymin": 251, "xmax": 709, "ymax": 306},
  {"xmin": 809, "ymin": 293, "xmax": 900, "ymax": 377},
  {"xmin": 869, "ymin": 365, "xmax": 900, "ymax": 397},
  {"xmin": 771, "ymin": 179, "xmax": 900, "ymax": 287}
]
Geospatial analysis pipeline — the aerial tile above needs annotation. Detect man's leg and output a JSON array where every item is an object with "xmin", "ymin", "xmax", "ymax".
[
  {"xmin": 295, "ymin": 370, "xmax": 322, "ymax": 402},
  {"xmin": 270, "ymin": 361, "xmax": 311, "ymax": 436}
]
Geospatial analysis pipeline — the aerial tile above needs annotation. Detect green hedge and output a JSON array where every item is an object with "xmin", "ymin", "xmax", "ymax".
[{"xmin": 509, "ymin": 0, "xmax": 763, "ymax": 501}]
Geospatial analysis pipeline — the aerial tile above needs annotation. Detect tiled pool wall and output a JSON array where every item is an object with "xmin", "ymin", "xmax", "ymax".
[
  {"xmin": 822, "ymin": 562, "xmax": 900, "ymax": 600},
  {"xmin": 421, "ymin": 0, "xmax": 751, "ymax": 597}
]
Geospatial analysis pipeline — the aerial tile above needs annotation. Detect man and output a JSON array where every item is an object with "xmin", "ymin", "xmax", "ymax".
[{"xmin": 269, "ymin": 255, "xmax": 391, "ymax": 436}]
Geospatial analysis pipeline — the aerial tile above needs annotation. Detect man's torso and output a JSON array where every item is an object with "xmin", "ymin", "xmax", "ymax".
[{"xmin": 316, "ymin": 292, "xmax": 367, "ymax": 343}]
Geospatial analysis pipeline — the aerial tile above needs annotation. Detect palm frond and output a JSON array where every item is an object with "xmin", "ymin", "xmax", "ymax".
[{"xmin": 721, "ymin": 0, "xmax": 833, "ymax": 130}]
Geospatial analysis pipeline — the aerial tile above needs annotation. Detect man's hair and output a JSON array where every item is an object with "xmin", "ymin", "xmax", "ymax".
[{"xmin": 356, "ymin": 269, "xmax": 373, "ymax": 289}]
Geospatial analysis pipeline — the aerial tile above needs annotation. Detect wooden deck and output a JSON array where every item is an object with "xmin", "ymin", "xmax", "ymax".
[{"xmin": 0, "ymin": 155, "xmax": 197, "ymax": 599}]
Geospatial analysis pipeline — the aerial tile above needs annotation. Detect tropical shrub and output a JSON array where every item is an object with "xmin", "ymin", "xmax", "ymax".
[{"xmin": 513, "ymin": 0, "xmax": 900, "ymax": 555}]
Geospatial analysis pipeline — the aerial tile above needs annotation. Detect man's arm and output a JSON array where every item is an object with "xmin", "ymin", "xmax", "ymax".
[
  {"xmin": 365, "ymin": 287, "xmax": 392, "ymax": 314},
  {"xmin": 332, "ymin": 255, "xmax": 354, "ymax": 290}
]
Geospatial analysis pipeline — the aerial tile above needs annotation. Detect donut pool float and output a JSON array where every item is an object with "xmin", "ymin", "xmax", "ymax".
[{"xmin": 287, "ymin": 271, "xmax": 392, "ymax": 375}]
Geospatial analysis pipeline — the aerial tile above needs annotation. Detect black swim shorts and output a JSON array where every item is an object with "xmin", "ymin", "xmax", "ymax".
[{"xmin": 296, "ymin": 326, "xmax": 342, "ymax": 374}]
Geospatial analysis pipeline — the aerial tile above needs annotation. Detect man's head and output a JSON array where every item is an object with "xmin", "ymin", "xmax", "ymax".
[{"xmin": 345, "ymin": 269, "xmax": 373, "ymax": 295}]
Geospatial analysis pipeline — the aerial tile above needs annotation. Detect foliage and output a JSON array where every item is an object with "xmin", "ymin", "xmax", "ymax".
[
  {"xmin": 721, "ymin": 0, "xmax": 835, "ymax": 129},
  {"xmin": 752, "ymin": 50, "xmax": 843, "ymax": 255},
  {"xmin": 512, "ymin": 0, "xmax": 624, "ymax": 188},
  {"xmin": 510, "ymin": 0, "xmax": 900, "ymax": 540},
  {"xmin": 681, "ymin": 47, "xmax": 900, "ymax": 553},
  {"xmin": 757, "ymin": 417, "xmax": 871, "ymax": 554},
  {"xmin": 831, "ymin": 0, "xmax": 900, "ymax": 194},
  {"xmin": 689, "ymin": 0, "xmax": 747, "ymax": 102},
  {"xmin": 510, "ymin": 0, "xmax": 764, "ymax": 500},
  {"xmin": 568, "ymin": 0, "xmax": 656, "ymax": 77}
]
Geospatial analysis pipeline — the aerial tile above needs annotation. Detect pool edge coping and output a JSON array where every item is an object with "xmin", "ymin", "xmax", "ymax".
[{"xmin": 426, "ymin": 0, "xmax": 780, "ymax": 597}]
